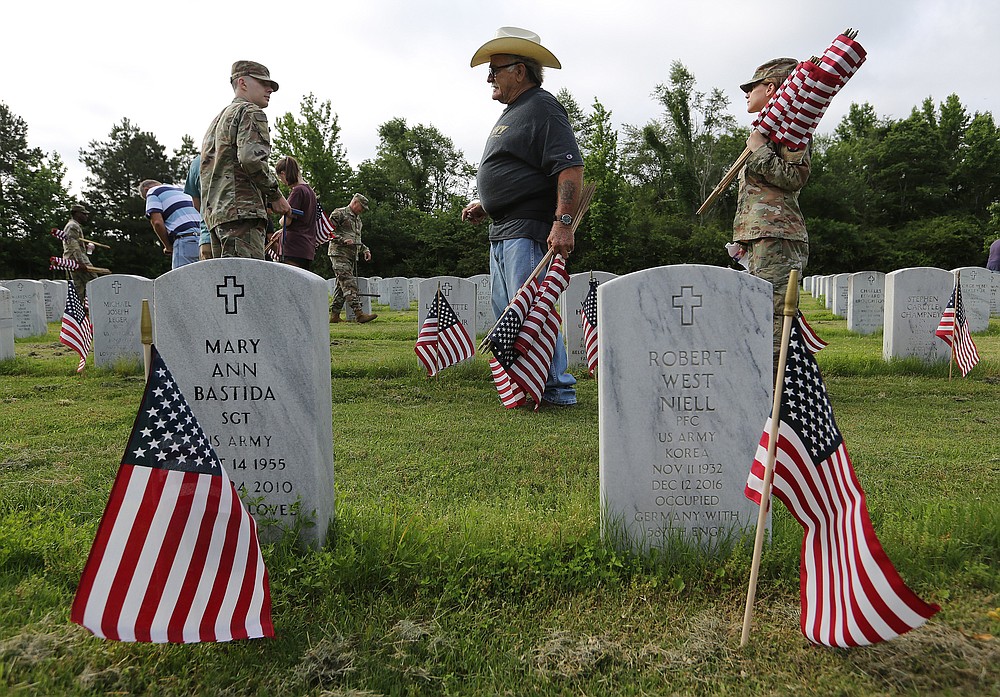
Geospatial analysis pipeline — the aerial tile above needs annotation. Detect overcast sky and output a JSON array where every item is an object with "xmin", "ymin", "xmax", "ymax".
[{"xmin": 5, "ymin": 0, "xmax": 997, "ymax": 199}]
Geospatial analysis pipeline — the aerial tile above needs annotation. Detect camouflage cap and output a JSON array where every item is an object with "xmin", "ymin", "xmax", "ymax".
[
  {"xmin": 352, "ymin": 193, "xmax": 370, "ymax": 210},
  {"xmin": 231, "ymin": 60, "xmax": 279, "ymax": 91},
  {"xmin": 740, "ymin": 57, "xmax": 798, "ymax": 93},
  {"xmin": 70, "ymin": 203, "xmax": 90, "ymax": 214}
]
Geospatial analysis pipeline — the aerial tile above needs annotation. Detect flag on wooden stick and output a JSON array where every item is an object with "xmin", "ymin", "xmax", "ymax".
[
  {"xmin": 745, "ymin": 316, "xmax": 939, "ymax": 647},
  {"xmin": 59, "ymin": 280, "xmax": 93, "ymax": 373},
  {"xmin": 71, "ymin": 345, "xmax": 272, "ymax": 643},
  {"xmin": 581, "ymin": 278, "xmax": 599, "ymax": 376},
  {"xmin": 313, "ymin": 202, "xmax": 337, "ymax": 246},
  {"xmin": 935, "ymin": 278, "xmax": 980, "ymax": 377},
  {"xmin": 414, "ymin": 288, "xmax": 475, "ymax": 376}
]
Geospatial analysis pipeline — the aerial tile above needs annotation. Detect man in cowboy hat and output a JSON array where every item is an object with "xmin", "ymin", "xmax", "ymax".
[
  {"xmin": 201, "ymin": 60, "xmax": 291, "ymax": 259},
  {"xmin": 733, "ymin": 57, "xmax": 811, "ymax": 372},
  {"xmin": 62, "ymin": 203, "xmax": 96, "ymax": 303},
  {"xmin": 461, "ymin": 27, "xmax": 583, "ymax": 407}
]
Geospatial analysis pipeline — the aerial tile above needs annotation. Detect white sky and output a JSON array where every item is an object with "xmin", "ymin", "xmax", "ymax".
[{"xmin": 5, "ymin": 0, "xmax": 997, "ymax": 197}]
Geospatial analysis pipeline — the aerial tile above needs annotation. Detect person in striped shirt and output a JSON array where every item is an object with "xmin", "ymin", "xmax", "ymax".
[{"xmin": 138, "ymin": 180, "xmax": 203, "ymax": 268}]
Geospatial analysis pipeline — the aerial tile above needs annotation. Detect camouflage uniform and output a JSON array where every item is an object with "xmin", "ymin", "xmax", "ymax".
[
  {"xmin": 327, "ymin": 205, "xmax": 370, "ymax": 315},
  {"xmin": 62, "ymin": 215, "xmax": 96, "ymax": 303},
  {"xmin": 201, "ymin": 94, "xmax": 282, "ymax": 259}
]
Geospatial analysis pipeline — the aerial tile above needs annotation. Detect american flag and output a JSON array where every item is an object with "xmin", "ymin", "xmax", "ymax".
[
  {"xmin": 50, "ymin": 256, "xmax": 83, "ymax": 271},
  {"xmin": 414, "ymin": 288, "xmax": 475, "ymax": 376},
  {"xmin": 798, "ymin": 310, "xmax": 828, "ymax": 353},
  {"xmin": 313, "ymin": 202, "xmax": 337, "ymax": 246},
  {"xmin": 51, "ymin": 227, "xmax": 68, "ymax": 240},
  {"xmin": 581, "ymin": 278, "xmax": 599, "ymax": 376},
  {"xmin": 935, "ymin": 280, "xmax": 980, "ymax": 377},
  {"xmin": 59, "ymin": 280, "xmax": 93, "ymax": 373},
  {"xmin": 71, "ymin": 345, "xmax": 273, "ymax": 643},
  {"xmin": 485, "ymin": 255, "xmax": 569, "ymax": 410},
  {"xmin": 745, "ymin": 316, "xmax": 939, "ymax": 647}
]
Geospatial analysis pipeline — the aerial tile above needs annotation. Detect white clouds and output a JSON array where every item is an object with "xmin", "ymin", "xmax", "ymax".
[{"xmin": 5, "ymin": 0, "xmax": 996, "ymax": 196}]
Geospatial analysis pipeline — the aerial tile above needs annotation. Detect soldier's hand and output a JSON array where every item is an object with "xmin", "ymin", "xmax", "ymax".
[
  {"xmin": 271, "ymin": 195, "xmax": 292, "ymax": 216},
  {"xmin": 363, "ymin": 249, "xmax": 372, "ymax": 262}
]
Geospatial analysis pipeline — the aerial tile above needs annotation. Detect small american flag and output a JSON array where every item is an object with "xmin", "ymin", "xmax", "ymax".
[
  {"xmin": 51, "ymin": 227, "xmax": 68, "ymax": 240},
  {"xmin": 50, "ymin": 256, "xmax": 82, "ymax": 271},
  {"xmin": 59, "ymin": 280, "xmax": 93, "ymax": 373},
  {"xmin": 935, "ymin": 280, "xmax": 980, "ymax": 377},
  {"xmin": 581, "ymin": 278, "xmax": 599, "ymax": 376},
  {"xmin": 313, "ymin": 202, "xmax": 337, "ymax": 246},
  {"xmin": 486, "ymin": 255, "xmax": 569, "ymax": 410},
  {"xmin": 71, "ymin": 345, "xmax": 272, "ymax": 643},
  {"xmin": 797, "ymin": 310, "xmax": 828, "ymax": 353},
  {"xmin": 414, "ymin": 288, "xmax": 475, "ymax": 376},
  {"xmin": 745, "ymin": 316, "xmax": 939, "ymax": 647}
]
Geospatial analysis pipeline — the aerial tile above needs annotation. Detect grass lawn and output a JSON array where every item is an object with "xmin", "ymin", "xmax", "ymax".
[{"xmin": 1, "ymin": 293, "xmax": 998, "ymax": 696}]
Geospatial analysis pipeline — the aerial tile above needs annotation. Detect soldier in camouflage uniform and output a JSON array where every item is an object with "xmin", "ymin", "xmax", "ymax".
[
  {"xmin": 733, "ymin": 57, "xmax": 810, "ymax": 367},
  {"xmin": 328, "ymin": 193, "xmax": 377, "ymax": 323},
  {"xmin": 201, "ymin": 60, "xmax": 290, "ymax": 259},
  {"xmin": 62, "ymin": 204, "xmax": 97, "ymax": 304}
]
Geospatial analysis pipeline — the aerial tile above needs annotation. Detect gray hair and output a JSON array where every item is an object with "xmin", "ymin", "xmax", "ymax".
[
  {"xmin": 136, "ymin": 179, "xmax": 161, "ymax": 198},
  {"xmin": 510, "ymin": 54, "xmax": 544, "ymax": 86}
]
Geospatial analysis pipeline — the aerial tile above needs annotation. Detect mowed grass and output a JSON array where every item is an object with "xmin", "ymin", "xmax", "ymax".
[{"xmin": 0, "ymin": 293, "xmax": 998, "ymax": 696}]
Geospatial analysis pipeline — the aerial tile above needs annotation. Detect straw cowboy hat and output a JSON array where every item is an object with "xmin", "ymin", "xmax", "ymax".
[{"xmin": 470, "ymin": 27, "xmax": 561, "ymax": 69}]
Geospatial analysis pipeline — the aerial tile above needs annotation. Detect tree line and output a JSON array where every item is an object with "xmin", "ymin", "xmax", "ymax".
[{"xmin": 2, "ymin": 61, "xmax": 998, "ymax": 281}]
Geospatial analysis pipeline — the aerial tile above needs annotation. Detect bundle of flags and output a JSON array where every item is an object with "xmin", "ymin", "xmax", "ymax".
[
  {"xmin": 71, "ymin": 345, "xmax": 272, "ymax": 643},
  {"xmin": 753, "ymin": 29, "xmax": 867, "ymax": 149},
  {"xmin": 50, "ymin": 227, "xmax": 68, "ymax": 241},
  {"xmin": 483, "ymin": 254, "xmax": 569, "ymax": 410},
  {"xmin": 745, "ymin": 315, "xmax": 939, "ymax": 647},
  {"xmin": 313, "ymin": 202, "xmax": 337, "ymax": 246},
  {"xmin": 59, "ymin": 280, "xmax": 92, "ymax": 373},
  {"xmin": 935, "ymin": 277, "xmax": 980, "ymax": 377},
  {"xmin": 414, "ymin": 288, "xmax": 475, "ymax": 377},
  {"xmin": 581, "ymin": 278, "xmax": 599, "ymax": 376},
  {"xmin": 50, "ymin": 256, "xmax": 83, "ymax": 271}
]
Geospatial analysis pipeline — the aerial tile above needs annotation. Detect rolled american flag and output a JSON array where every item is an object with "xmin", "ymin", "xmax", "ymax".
[{"xmin": 50, "ymin": 256, "xmax": 82, "ymax": 271}]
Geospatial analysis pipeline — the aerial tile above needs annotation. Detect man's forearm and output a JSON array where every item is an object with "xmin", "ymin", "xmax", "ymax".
[{"xmin": 555, "ymin": 166, "xmax": 584, "ymax": 218}]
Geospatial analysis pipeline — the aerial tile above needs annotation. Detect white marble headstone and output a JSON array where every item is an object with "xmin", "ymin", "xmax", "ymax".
[
  {"xmin": 563, "ymin": 271, "xmax": 617, "ymax": 369},
  {"xmin": 467, "ymin": 274, "xmax": 491, "ymax": 336},
  {"xmin": 417, "ymin": 277, "xmax": 476, "ymax": 341},
  {"xmin": 831, "ymin": 274, "xmax": 850, "ymax": 318},
  {"xmin": 409, "ymin": 278, "xmax": 425, "ymax": 304},
  {"xmin": 153, "ymin": 259, "xmax": 335, "ymax": 549},
  {"xmin": 89, "ymin": 274, "xmax": 154, "ymax": 368},
  {"xmin": 882, "ymin": 267, "xmax": 953, "ymax": 364},
  {"xmin": 41, "ymin": 279, "xmax": 67, "ymax": 322},
  {"xmin": 599, "ymin": 265, "xmax": 772, "ymax": 553},
  {"xmin": 368, "ymin": 276, "xmax": 382, "ymax": 301},
  {"xmin": 0, "ymin": 286, "xmax": 14, "ymax": 361},
  {"xmin": 803, "ymin": 276, "xmax": 814, "ymax": 295},
  {"xmin": 951, "ymin": 267, "xmax": 992, "ymax": 333},
  {"xmin": 846, "ymin": 271, "xmax": 885, "ymax": 335},
  {"xmin": 383, "ymin": 277, "xmax": 411, "ymax": 311},
  {"xmin": 329, "ymin": 277, "xmax": 373, "ymax": 321},
  {"xmin": 8, "ymin": 280, "xmax": 48, "ymax": 338}
]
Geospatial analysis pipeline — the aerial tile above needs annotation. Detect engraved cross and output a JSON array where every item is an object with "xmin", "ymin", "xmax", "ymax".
[
  {"xmin": 112, "ymin": 280, "xmax": 122, "ymax": 294},
  {"xmin": 672, "ymin": 286, "xmax": 703, "ymax": 326},
  {"xmin": 216, "ymin": 276, "xmax": 245, "ymax": 315},
  {"xmin": 441, "ymin": 282, "xmax": 453, "ymax": 296}
]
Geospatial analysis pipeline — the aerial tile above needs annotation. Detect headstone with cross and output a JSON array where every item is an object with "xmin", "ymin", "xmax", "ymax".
[
  {"xmin": 597, "ymin": 265, "xmax": 773, "ymax": 554},
  {"xmin": 0, "ymin": 285, "xmax": 14, "ymax": 360},
  {"xmin": 89, "ymin": 274, "xmax": 154, "ymax": 368},
  {"xmin": 417, "ymin": 277, "xmax": 476, "ymax": 342},
  {"xmin": 383, "ymin": 277, "xmax": 411, "ymax": 311},
  {"xmin": 152, "ymin": 258, "xmax": 335, "ymax": 549},
  {"xmin": 882, "ymin": 267, "xmax": 953, "ymax": 364},
  {"xmin": 7, "ymin": 280, "xmax": 48, "ymax": 338},
  {"xmin": 951, "ymin": 267, "xmax": 993, "ymax": 332},
  {"xmin": 562, "ymin": 271, "xmax": 617, "ymax": 369},
  {"xmin": 831, "ymin": 273, "xmax": 851, "ymax": 318},
  {"xmin": 40, "ymin": 279, "xmax": 67, "ymax": 322},
  {"xmin": 467, "ymin": 274, "xmax": 492, "ymax": 337},
  {"xmin": 846, "ymin": 271, "xmax": 885, "ymax": 335}
]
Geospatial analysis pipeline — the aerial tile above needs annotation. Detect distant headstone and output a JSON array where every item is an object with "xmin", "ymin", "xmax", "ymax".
[
  {"xmin": 990, "ymin": 271, "xmax": 999, "ymax": 317},
  {"xmin": 882, "ymin": 267, "xmax": 953, "ymax": 364},
  {"xmin": 330, "ymin": 277, "xmax": 372, "ymax": 321},
  {"xmin": 831, "ymin": 273, "xmax": 850, "ymax": 318},
  {"xmin": 409, "ymin": 278, "xmax": 425, "ymax": 302},
  {"xmin": 846, "ymin": 271, "xmax": 885, "ymax": 335},
  {"xmin": 8, "ymin": 280, "xmax": 48, "ymax": 338},
  {"xmin": 599, "ymin": 265, "xmax": 772, "ymax": 553},
  {"xmin": 467, "ymin": 274, "xmax": 492, "ymax": 336},
  {"xmin": 368, "ymin": 276, "xmax": 382, "ymax": 302},
  {"xmin": 563, "ymin": 271, "xmax": 617, "ymax": 369},
  {"xmin": 153, "ymin": 259, "xmax": 335, "ymax": 549},
  {"xmin": 824, "ymin": 275, "xmax": 835, "ymax": 310},
  {"xmin": 0, "ymin": 286, "xmax": 14, "ymax": 360},
  {"xmin": 383, "ymin": 276, "xmax": 411, "ymax": 311},
  {"xmin": 417, "ymin": 277, "xmax": 476, "ymax": 343},
  {"xmin": 89, "ymin": 274, "xmax": 154, "ymax": 369},
  {"xmin": 951, "ymin": 267, "xmax": 992, "ymax": 332},
  {"xmin": 41, "ymin": 279, "xmax": 67, "ymax": 322},
  {"xmin": 803, "ymin": 276, "xmax": 814, "ymax": 295}
]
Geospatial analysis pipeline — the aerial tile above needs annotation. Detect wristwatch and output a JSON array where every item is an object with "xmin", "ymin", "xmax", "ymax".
[{"xmin": 555, "ymin": 213, "xmax": 573, "ymax": 225}]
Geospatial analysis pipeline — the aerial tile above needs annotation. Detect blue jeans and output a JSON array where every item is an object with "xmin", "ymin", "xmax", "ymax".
[
  {"xmin": 490, "ymin": 237, "xmax": 577, "ymax": 405},
  {"xmin": 172, "ymin": 235, "xmax": 200, "ymax": 268}
]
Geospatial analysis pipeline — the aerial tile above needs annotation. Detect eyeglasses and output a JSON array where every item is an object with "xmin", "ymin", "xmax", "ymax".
[{"xmin": 488, "ymin": 62, "xmax": 522, "ymax": 80}]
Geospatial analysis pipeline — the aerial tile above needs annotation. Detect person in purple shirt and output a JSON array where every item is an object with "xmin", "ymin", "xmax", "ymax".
[{"xmin": 272, "ymin": 156, "xmax": 317, "ymax": 270}]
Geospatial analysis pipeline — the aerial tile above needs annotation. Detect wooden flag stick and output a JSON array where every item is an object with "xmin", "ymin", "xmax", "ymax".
[
  {"xmin": 947, "ymin": 271, "xmax": 960, "ymax": 381},
  {"xmin": 697, "ymin": 147, "xmax": 753, "ymax": 216},
  {"xmin": 141, "ymin": 299, "xmax": 153, "ymax": 380},
  {"xmin": 477, "ymin": 249, "xmax": 555, "ymax": 353},
  {"xmin": 741, "ymin": 269, "xmax": 799, "ymax": 647},
  {"xmin": 81, "ymin": 237, "xmax": 111, "ymax": 249}
]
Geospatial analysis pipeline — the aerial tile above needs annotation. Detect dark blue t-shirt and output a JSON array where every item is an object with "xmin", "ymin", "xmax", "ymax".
[{"xmin": 477, "ymin": 87, "xmax": 582, "ymax": 242}]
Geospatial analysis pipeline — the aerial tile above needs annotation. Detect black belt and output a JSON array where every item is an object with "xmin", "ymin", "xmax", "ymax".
[{"xmin": 172, "ymin": 232, "xmax": 198, "ymax": 240}]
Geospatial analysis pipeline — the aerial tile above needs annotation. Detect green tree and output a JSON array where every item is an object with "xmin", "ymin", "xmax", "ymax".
[{"xmin": 169, "ymin": 134, "xmax": 199, "ymax": 185}]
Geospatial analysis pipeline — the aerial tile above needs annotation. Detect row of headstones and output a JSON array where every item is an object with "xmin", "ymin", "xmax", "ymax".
[
  {"xmin": 0, "ymin": 278, "xmax": 73, "ymax": 361},
  {"xmin": 802, "ymin": 267, "xmax": 999, "ymax": 363}
]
